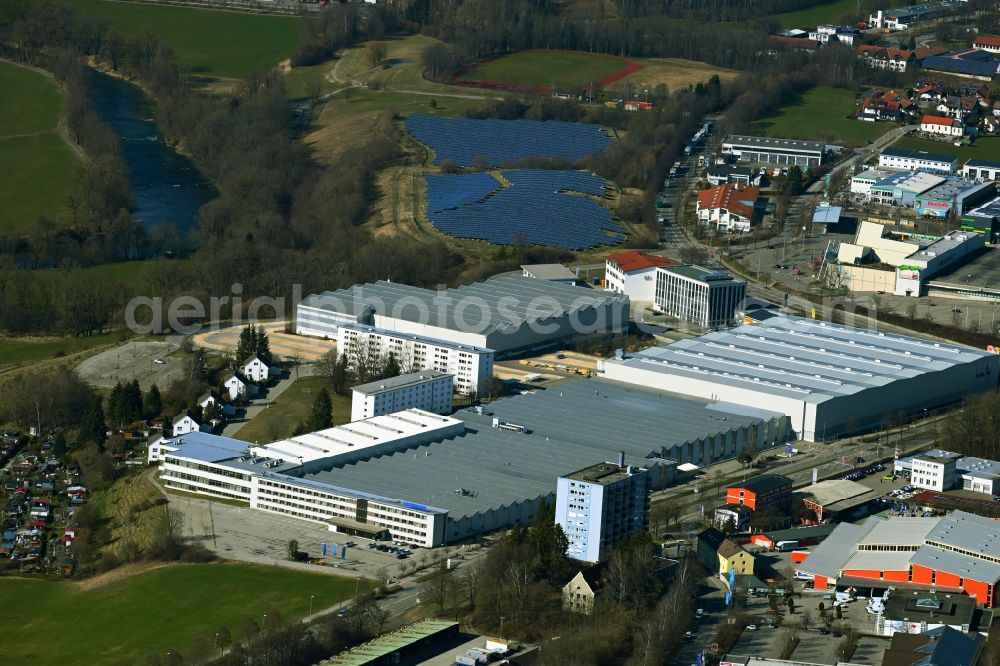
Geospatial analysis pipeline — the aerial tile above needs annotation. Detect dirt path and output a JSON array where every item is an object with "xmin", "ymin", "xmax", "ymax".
[
  {"xmin": 74, "ymin": 561, "xmax": 177, "ymax": 592},
  {"xmin": 0, "ymin": 58, "xmax": 89, "ymax": 164}
]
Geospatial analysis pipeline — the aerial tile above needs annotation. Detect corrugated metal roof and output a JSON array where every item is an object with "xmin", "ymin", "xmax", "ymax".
[
  {"xmin": 797, "ymin": 520, "xmax": 877, "ymax": 578},
  {"xmin": 300, "ymin": 276, "xmax": 628, "ymax": 335},
  {"xmin": 925, "ymin": 510, "xmax": 1000, "ymax": 556},
  {"xmin": 351, "ymin": 370, "xmax": 451, "ymax": 396},
  {"xmin": 321, "ymin": 620, "xmax": 458, "ymax": 665},
  {"xmin": 910, "ymin": 545, "xmax": 1000, "ymax": 584},
  {"xmin": 602, "ymin": 315, "xmax": 991, "ymax": 403}
]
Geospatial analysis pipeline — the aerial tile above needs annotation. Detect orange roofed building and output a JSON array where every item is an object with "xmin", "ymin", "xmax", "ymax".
[
  {"xmin": 697, "ymin": 183, "xmax": 762, "ymax": 232},
  {"xmin": 604, "ymin": 250, "xmax": 677, "ymax": 302}
]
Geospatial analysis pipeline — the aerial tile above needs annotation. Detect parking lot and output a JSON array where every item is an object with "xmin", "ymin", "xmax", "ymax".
[
  {"xmin": 166, "ymin": 487, "xmax": 483, "ymax": 580},
  {"xmin": 76, "ymin": 340, "xmax": 184, "ymax": 391}
]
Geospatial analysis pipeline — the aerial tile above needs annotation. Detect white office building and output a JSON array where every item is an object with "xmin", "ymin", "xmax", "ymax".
[
  {"xmin": 654, "ymin": 265, "xmax": 747, "ymax": 328},
  {"xmin": 910, "ymin": 450, "xmax": 961, "ymax": 491},
  {"xmin": 878, "ymin": 147, "xmax": 957, "ymax": 174},
  {"xmin": 598, "ymin": 314, "xmax": 1000, "ymax": 442},
  {"xmin": 895, "ymin": 449, "xmax": 1000, "ymax": 496},
  {"xmin": 556, "ymin": 460, "xmax": 650, "ymax": 563},
  {"xmin": 337, "ymin": 323, "xmax": 493, "ymax": 396},
  {"xmin": 350, "ymin": 371, "xmax": 454, "ymax": 421}
]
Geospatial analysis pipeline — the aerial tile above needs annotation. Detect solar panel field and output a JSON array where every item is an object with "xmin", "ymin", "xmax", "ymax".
[
  {"xmin": 425, "ymin": 170, "xmax": 623, "ymax": 249},
  {"xmin": 405, "ymin": 115, "xmax": 611, "ymax": 167}
]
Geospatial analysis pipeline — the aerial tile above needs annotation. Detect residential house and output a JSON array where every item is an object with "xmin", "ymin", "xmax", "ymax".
[
  {"xmin": 697, "ymin": 527, "xmax": 756, "ymax": 579},
  {"xmin": 973, "ymin": 34, "xmax": 1000, "ymax": 54},
  {"xmin": 223, "ymin": 372, "xmax": 257, "ymax": 402},
  {"xmin": 706, "ymin": 164, "xmax": 762, "ymax": 187},
  {"xmin": 857, "ymin": 45, "xmax": 916, "ymax": 72},
  {"xmin": 172, "ymin": 413, "xmax": 209, "ymax": 437},
  {"xmin": 696, "ymin": 183, "xmax": 762, "ymax": 232},
  {"xmin": 562, "ymin": 564, "xmax": 604, "ymax": 615},
  {"xmin": 714, "ymin": 503, "xmax": 753, "ymax": 531},
  {"xmin": 920, "ymin": 114, "xmax": 965, "ymax": 138},
  {"xmin": 241, "ymin": 355, "xmax": 274, "ymax": 384},
  {"xmin": 858, "ymin": 89, "xmax": 913, "ymax": 122},
  {"xmin": 198, "ymin": 391, "xmax": 235, "ymax": 418},
  {"xmin": 982, "ymin": 116, "xmax": 1000, "ymax": 134},
  {"xmin": 915, "ymin": 80, "xmax": 945, "ymax": 101}
]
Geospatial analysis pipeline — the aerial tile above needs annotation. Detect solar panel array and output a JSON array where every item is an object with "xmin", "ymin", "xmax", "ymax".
[
  {"xmin": 406, "ymin": 114, "xmax": 611, "ymax": 167},
  {"xmin": 425, "ymin": 170, "xmax": 623, "ymax": 250}
]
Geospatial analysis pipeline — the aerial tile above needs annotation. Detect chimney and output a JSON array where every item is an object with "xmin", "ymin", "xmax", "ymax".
[{"xmin": 618, "ymin": 451, "xmax": 625, "ymax": 467}]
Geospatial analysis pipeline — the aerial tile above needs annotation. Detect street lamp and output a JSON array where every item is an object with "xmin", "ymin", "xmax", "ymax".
[
  {"xmin": 309, "ymin": 595, "xmax": 315, "ymax": 616},
  {"xmin": 262, "ymin": 613, "xmax": 268, "ymax": 631},
  {"xmin": 215, "ymin": 633, "xmax": 222, "ymax": 658},
  {"xmin": 499, "ymin": 616, "xmax": 505, "ymax": 638}
]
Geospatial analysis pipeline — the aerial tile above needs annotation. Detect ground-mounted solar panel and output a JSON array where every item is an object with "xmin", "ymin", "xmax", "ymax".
[
  {"xmin": 406, "ymin": 115, "xmax": 612, "ymax": 167},
  {"xmin": 424, "ymin": 170, "xmax": 623, "ymax": 250}
]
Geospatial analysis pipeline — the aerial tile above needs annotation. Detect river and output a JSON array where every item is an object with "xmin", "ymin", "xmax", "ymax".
[{"xmin": 87, "ymin": 70, "xmax": 214, "ymax": 234}]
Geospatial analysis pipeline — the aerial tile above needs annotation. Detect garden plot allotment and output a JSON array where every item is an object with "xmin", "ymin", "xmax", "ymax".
[
  {"xmin": 426, "ymin": 170, "xmax": 623, "ymax": 249},
  {"xmin": 406, "ymin": 114, "xmax": 611, "ymax": 166}
]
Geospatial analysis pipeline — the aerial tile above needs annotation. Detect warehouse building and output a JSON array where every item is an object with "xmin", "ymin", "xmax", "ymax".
[
  {"xmin": 850, "ymin": 168, "xmax": 892, "ymax": 196},
  {"xmin": 296, "ymin": 276, "xmax": 629, "ymax": 356},
  {"xmin": 797, "ymin": 479, "xmax": 881, "ymax": 523},
  {"xmin": 879, "ymin": 148, "xmax": 957, "ymax": 174},
  {"xmin": 962, "ymin": 159, "xmax": 1000, "ymax": 182},
  {"xmin": 350, "ymin": 371, "xmax": 454, "ymax": 421},
  {"xmin": 721, "ymin": 135, "xmax": 825, "ymax": 168},
  {"xmin": 962, "ymin": 194, "xmax": 1000, "ymax": 243},
  {"xmin": 654, "ymin": 265, "xmax": 747, "ymax": 329},
  {"xmin": 598, "ymin": 314, "xmax": 999, "ymax": 441},
  {"xmin": 797, "ymin": 511, "xmax": 1000, "ymax": 607},
  {"xmin": 337, "ymin": 324, "xmax": 493, "ymax": 396},
  {"xmin": 150, "ymin": 378, "xmax": 787, "ymax": 547}
]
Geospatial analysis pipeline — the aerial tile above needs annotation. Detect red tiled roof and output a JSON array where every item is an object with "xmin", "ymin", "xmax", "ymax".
[
  {"xmin": 915, "ymin": 46, "xmax": 947, "ymax": 59},
  {"xmin": 857, "ymin": 44, "xmax": 883, "ymax": 56},
  {"xmin": 606, "ymin": 250, "xmax": 676, "ymax": 273},
  {"xmin": 697, "ymin": 184, "xmax": 760, "ymax": 220},
  {"xmin": 974, "ymin": 34, "xmax": 1000, "ymax": 48},
  {"xmin": 768, "ymin": 35, "xmax": 821, "ymax": 50},
  {"xmin": 921, "ymin": 115, "xmax": 954, "ymax": 127}
]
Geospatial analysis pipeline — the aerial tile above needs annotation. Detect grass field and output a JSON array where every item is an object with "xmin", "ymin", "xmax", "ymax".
[
  {"xmin": 892, "ymin": 135, "xmax": 1000, "ymax": 164},
  {"xmin": 751, "ymin": 85, "xmax": 887, "ymax": 147},
  {"xmin": 776, "ymin": 0, "xmax": 857, "ymax": 29},
  {"xmin": 234, "ymin": 375, "xmax": 350, "ymax": 443},
  {"xmin": 75, "ymin": 0, "xmax": 301, "ymax": 78},
  {"xmin": 0, "ymin": 333, "xmax": 121, "ymax": 367},
  {"xmin": 0, "ymin": 563, "xmax": 360, "ymax": 663},
  {"xmin": 0, "ymin": 61, "xmax": 81, "ymax": 233},
  {"xmin": 461, "ymin": 50, "xmax": 636, "ymax": 89},
  {"xmin": 620, "ymin": 57, "xmax": 738, "ymax": 91}
]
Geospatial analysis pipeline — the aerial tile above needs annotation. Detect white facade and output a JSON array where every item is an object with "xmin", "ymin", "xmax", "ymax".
[
  {"xmin": 962, "ymin": 160, "xmax": 1000, "ymax": 181},
  {"xmin": 878, "ymin": 150, "xmax": 956, "ymax": 174},
  {"xmin": 850, "ymin": 169, "xmax": 892, "ymax": 196},
  {"xmin": 604, "ymin": 263, "xmax": 659, "ymax": 302},
  {"xmin": 654, "ymin": 266, "xmax": 747, "ymax": 328},
  {"xmin": 351, "ymin": 372, "xmax": 454, "ymax": 421},
  {"xmin": 242, "ymin": 356, "xmax": 271, "ymax": 383},
  {"xmin": 338, "ymin": 324, "xmax": 493, "ymax": 396},
  {"xmin": 172, "ymin": 415, "xmax": 207, "ymax": 437},
  {"xmin": 598, "ymin": 315, "xmax": 1000, "ymax": 442},
  {"xmin": 911, "ymin": 452, "xmax": 960, "ymax": 492},
  {"xmin": 921, "ymin": 118, "xmax": 965, "ymax": 137},
  {"xmin": 223, "ymin": 374, "xmax": 254, "ymax": 401}
]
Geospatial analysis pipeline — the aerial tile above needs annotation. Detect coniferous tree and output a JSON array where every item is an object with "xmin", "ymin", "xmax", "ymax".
[
  {"xmin": 382, "ymin": 353, "xmax": 401, "ymax": 380},
  {"xmin": 332, "ymin": 353, "xmax": 351, "ymax": 395},
  {"xmin": 78, "ymin": 395, "xmax": 107, "ymax": 449},
  {"xmin": 145, "ymin": 384, "xmax": 162, "ymax": 418},
  {"xmin": 307, "ymin": 388, "xmax": 333, "ymax": 431},
  {"xmin": 255, "ymin": 326, "xmax": 271, "ymax": 364}
]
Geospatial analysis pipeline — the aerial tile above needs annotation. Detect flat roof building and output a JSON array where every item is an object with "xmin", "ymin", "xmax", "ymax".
[
  {"xmin": 895, "ymin": 449, "xmax": 1000, "ymax": 496},
  {"xmin": 150, "ymin": 378, "xmax": 789, "ymax": 547},
  {"xmin": 721, "ymin": 135, "xmax": 825, "ymax": 168},
  {"xmin": 879, "ymin": 148, "xmax": 957, "ymax": 174},
  {"xmin": 557, "ymin": 461, "xmax": 651, "ymax": 562},
  {"xmin": 350, "ymin": 371, "xmax": 454, "ymax": 421},
  {"xmin": 598, "ymin": 314, "xmax": 999, "ymax": 442},
  {"xmin": 520, "ymin": 263, "xmax": 578, "ymax": 284},
  {"xmin": 297, "ymin": 275, "xmax": 629, "ymax": 356},
  {"xmin": 797, "ymin": 479, "xmax": 881, "ymax": 523},
  {"xmin": 654, "ymin": 265, "xmax": 747, "ymax": 329}
]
